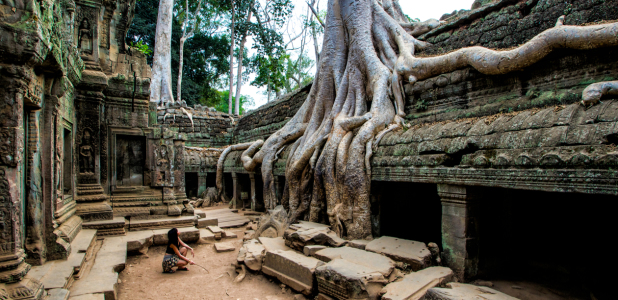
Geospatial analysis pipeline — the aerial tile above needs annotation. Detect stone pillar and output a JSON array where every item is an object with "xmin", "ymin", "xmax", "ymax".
[
  {"xmin": 437, "ymin": 184, "xmax": 480, "ymax": 282},
  {"xmin": 197, "ymin": 172, "xmax": 207, "ymax": 198},
  {"xmin": 232, "ymin": 172, "xmax": 238, "ymax": 209},
  {"xmin": 273, "ymin": 176, "xmax": 280, "ymax": 206},
  {"xmin": 249, "ymin": 173, "xmax": 256, "ymax": 211},
  {"xmin": 0, "ymin": 69, "xmax": 45, "ymax": 299},
  {"xmin": 74, "ymin": 69, "xmax": 112, "ymax": 222}
]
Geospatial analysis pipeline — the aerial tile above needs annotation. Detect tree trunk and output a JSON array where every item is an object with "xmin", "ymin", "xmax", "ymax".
[
  {"xmin": 231, "ymin": 0, "xmax": 618, "ymax": 240},
  {"xmin": 234, "ymin": 10, "xmax": 252, "ymax": 115},
  {"xmin": 177, "ymin": 36, "xmax": 187, "ymax": 103},
  {"xmin": 228, "ymin": 1, "xmax": 236, "ymax": 115},
  {"xmin": 150, "ymin": 0, "xmax": 175, "ymax": 105}
]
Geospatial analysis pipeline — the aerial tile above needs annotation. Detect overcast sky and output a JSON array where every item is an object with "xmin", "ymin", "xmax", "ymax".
[{"xmin": 242, "ymin": 0, "xmax": 475, "ymax": 110}]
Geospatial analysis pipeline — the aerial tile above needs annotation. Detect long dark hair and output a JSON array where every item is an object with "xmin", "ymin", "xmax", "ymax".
[{"xmin": 168, "ymin": 228, "xmax": 179, "ymax": 248}]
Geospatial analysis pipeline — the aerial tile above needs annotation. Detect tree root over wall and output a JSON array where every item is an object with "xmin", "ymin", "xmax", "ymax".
[{"xmin": 217, "ymin": 0, "xmax": 618, "ymax": 239}]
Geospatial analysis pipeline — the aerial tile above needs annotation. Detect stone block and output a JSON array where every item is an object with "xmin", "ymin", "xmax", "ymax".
[
  {"xmin": 348, "ymin": 239, "xmax": 371, "ymax": 250},
  {"xmin": 366, "ymin": 237, "xmax": 431, "ymax": 271},
  {"xmin": 304, "ymin": 245, "xmax": 327, "ymax": 257},
  {"xmin": 126, "ymin": 231, "xmax": 154, "ymax": 254},
  {"xmin": 194, "ymin": 209, "xmax": 206, "ymax": 218},
  {"xmin": 424, "ymin": 282, "xmax": 519, "ymax": 300},
  {"xmin": 237, "ymin": 239, "xmax": 266, "ymax": 271},
  {"xmin": 263, "ymin": 250, "xmax": 324, "ymax": 295},
  {"xmin": 380, "ymin": 267, "xmax": 454, "ymax": 300},
  {"xmin": 47, "ymin": 288, "xmax": 70, "ymax": 300},
  {"xmin": 314, "ymin": 246, "xmax": 395, "ymax": 277},
  {"xmin": 315, "ymin": 259, "xmax": 386, "ymax": 300},
  {"xmin": 223, "ymin": 230, "xmax": 237, "ymax": 238},
  {"xmin": 208, "ymin": 225, "xmax": 223, "ymax": 240},
  {"xmin": 259, "ymin": 237, "xmax": 292, "ymax": 252},
  {"xmin": 199, "ymin": 229, "xmax": 216, "ymax": 243},
  {"xmin": 153, "ymin": 227, "xmax": 200, "ymax": 245},
  {"xmin": 197, "ymin": 217, "xmax": 218, "ymax": 228},
  {"xmin": 69, "ymin": 294, "xmax": 105, "ymax": 300},
  {"xmin": 284, "ymin": 222, "xmax": 346, "ymax": 251},
  {"xmin": 214, "ymin": 242, "xmax": 236, "ymax": 252}
]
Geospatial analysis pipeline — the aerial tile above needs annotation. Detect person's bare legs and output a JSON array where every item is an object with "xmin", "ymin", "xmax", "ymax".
[{"xmin": 177, "ymin": 247, "xmax": 189, "ymax": 270}]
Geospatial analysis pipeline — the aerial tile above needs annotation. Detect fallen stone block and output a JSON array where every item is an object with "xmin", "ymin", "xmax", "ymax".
[
  {"xmin": 244, "ymin": 230, "xmax": 256, "ymax": 241},
  {"xmin": 237, "ymin": 239, "xmax": 266, "ymax": 271},
  {"xmin": 284, "ymin": 222, "xmax": 346, "ymax": 251},
  {"xmin": 194, "ymin": 209, "xmax": 207, "ymax": 218},
  {"xmin": 199, "ymin": 229, "xmax": 216, "ymax": 243},
  {"xmin": 262, "ymin": 250, "xmax": 324, "ymax": 295},
  {"xmin": 366, "ymin": 236, "xmax": 431, "ymax": 271},
  {"xmin": 304, "ymin": 245, "xmax": 327, "ymax": 257},
  {"xmin": 380, "ymin": 267, "xmax": 454, "ymax": 300},
  {"xmin": 259, "ymin": 237, "xmax": 292, "ymax": 252},
  {"xmin": 125, "ymin": 231, "xmax": 155, "ymax": 254},
  {"xmin": 348, "ymin": 239, "xmax": 371, "ymax": 250},
  {"xmin": 153, "ymin": 227, "xmax": 200, "ymax": 245},
  {"xmin": 423, "ymin": 282, "xmax": 520, "ymax": 300},
  {"xmin": 215, "ymin": 242, "xmax": 236, "ymax": 252},
  {"xmin": 223, "ymin": 230, "xmax": 238, "ymax": 239},
  {"xmin": 314, "ymin": 246, "xmax": 395, "ymax": 277},
  {"xmin": 197, "ymin": 217, "xmax": 218, "ymax": 228},
  {"xmin": 316, "ymin": 259, "xmax": 387, "ymax": 300},
  {"xmin": 208, "ymin": 225, "xmax": 224, "ymax": 240}
]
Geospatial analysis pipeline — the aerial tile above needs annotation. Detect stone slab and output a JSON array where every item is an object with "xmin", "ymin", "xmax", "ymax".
[
  {"xmin": 262, "ymin": 250, "xmax": 324, "ymax": 295},
  {"xmin": 304, "ymin": 245, "xmax": 327, "ymax": 257},
  {"xmin": 199, "ymin": 229, "xmax": 216, "ymax": 243},
  {"xmin": 314, "ymin": 246, "xmax": 395, "ymax": 277},
  {"xmin": 366, "ymin": 236, "xmax": 432, "ymax": 271},
  {"xmin": 124, "ymin": 230, "xmax": 155, "ymax": 253},
  {"xmin": 194, "ymin": 209, "xmax": 206, "ymax": 218},
  {"xmin": 207, "ymin": 225, "xmax": 223, "ymax": 234},
  {"xmin": 30, "ymin": 229, "xmax": 97, "ymax": 290},
  {"xmin": 196, "ymin": 217, "xmax": 218, "ymax": 228},
  {"xmin": 82, "ymin": 217, "xmax": 126, "ymax": 236},
  {"xmin": 69, "ymin": 294, "xmax": 105, "ymax": 300},
  {"xmin": 237, "ymin": 239, "xmax": 266, "ymax": 271},
  {"xmin": 47, "ymin": 288, "xmax": 70, "ymax": 300},
  {"xmin": 214, "ymin": 242, "xmax": 236, "ymax": 252},
  {"xmin": 381, "ymin": 267, "xmax": 454, "ymax": 300},
  {"xmin": 259, "ymin": 237, "xmax": 292, "ymax": 252},
  {"xmin": 70, "ymin": 236, "xmax": 127, "ymax": 300},
  {"xmin": 424, "ymin": 282, "xmax": 520, "ymax": 300},
  {"xmin": 315, "ymin": 259, "xmax": 386, "ymax": 300},
  {"xmin": 128, "ymin": 216, "xmax": 196, "ymax": 231},
  {"xmin": 348, "ymin": 239, "xmax": 371, "ymax": 250},
  {"xmin": 153, "ymin": 227, "xmax": 200, "ymax": 245},
  {"xmin": 223, "ymin": 230, "xmax": 237, "ymax": 238}
]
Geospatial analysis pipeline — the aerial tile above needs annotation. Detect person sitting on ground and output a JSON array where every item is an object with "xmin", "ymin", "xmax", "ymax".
[{"xmin": 162, "ymin": 228, "xmax": 195, "ymax": 273}]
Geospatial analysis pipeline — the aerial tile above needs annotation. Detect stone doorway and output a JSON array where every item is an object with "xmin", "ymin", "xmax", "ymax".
[
  {"xmin": 373, "ymin": 181, "xmax": 442, "ymax": 246},
  {"xmin": 185, "ymin": 172, "xmax": 199, "ymax": 198},
  {"xmin": 476, "ymin": 188, "xmax": 616, "ymax": 299},
  {"xmin": 115, "ymin": 135, "xmax": 145, "ymax": 186},
  {"xmin": 63, "ymin": 128, "xmax": 73, "ymax": 197}
]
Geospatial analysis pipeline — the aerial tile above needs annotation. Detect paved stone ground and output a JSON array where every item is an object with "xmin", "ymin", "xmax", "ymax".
[{"xmin": 117, "ymin": 228, "xmax": 295, "ymax": 300}]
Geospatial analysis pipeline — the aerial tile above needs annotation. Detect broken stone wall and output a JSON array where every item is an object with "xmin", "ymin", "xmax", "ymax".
[{"xmin": 157, "ymin": 104, "xmax": 235, "ymax": 148}]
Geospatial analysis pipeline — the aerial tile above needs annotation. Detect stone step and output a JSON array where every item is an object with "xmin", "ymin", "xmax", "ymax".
[
  {"xmin": 83, "ymin": 217, "xmax": 126, "ymax": 236},
  {"xmin": 381, "ymin": 267, "xmax": 454, "ymax": 300},
  {"xmin": 128, "ymin": 215, "xmax": 196, "ymax": 231},
  {"xmin": 30, "ymin": 229, "xmax": 98, "ymax": 291},
  {"xmin": 69, "ymin": 294, "xmax": 105, "ymax": 300},
  {"xmin": 28, "ymin": 229, "xmax": 97, "ymax": 290},
  {"xmin": 47, "ymin": 288, "xmax": 70, "ymax": 300},
  {"xmin": 70, "ymin": 236, "xmax": 128, "ymax": 300},
  {"xmin": 121, "ymin": 227, "xmax": 200, "ymax": 254}
]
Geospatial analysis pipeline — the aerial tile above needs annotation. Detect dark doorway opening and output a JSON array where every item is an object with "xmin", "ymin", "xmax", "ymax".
[
  {"xmin": 254, "ymin": 174, "xmax": 265, "ymax": 211},
  {"xmin": 374, "ymin": 181, "xmax": 442, "ymax": 246},
  {"xmin": 185, "ymin": 172, "xmax": 199, "ymax": 199},
  {"xmin": 206, "ymin": 172, "xmax": 216, "ymax": 188},
  {"xmin": 477, "ymin": 188, "xmax": 616, "ymax": 299},
  {"xmin": 63, "ymin": 128, "xmax": 73, "ymax": 196},
  {"xmin": 224, "ymin": 173, "xmax": 233, "ymax": 199}
]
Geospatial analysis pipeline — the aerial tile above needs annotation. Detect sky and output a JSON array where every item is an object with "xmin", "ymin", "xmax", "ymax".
[{"xmin": 242, "ymin": 0, "xmax": 476, "ymax": 110}]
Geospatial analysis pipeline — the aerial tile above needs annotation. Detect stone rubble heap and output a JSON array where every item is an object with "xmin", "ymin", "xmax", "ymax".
[{"xmin": 235, "ymin": 221, "xmax": 520, "ymax": 300}]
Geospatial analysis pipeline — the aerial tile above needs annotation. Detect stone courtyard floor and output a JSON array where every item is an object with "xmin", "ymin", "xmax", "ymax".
[{"xmin": 117, "ymin": 228, "xmax": 295, "ymax": 300}]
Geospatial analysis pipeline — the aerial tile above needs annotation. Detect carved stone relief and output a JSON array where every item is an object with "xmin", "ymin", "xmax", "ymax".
[
  {"xmin": 0, "ymin": 168, "xmax": 14, "ymax": 256},
  {"xmin": 78, "ymin": 128, "xmax": 94, "ymax": 174}
]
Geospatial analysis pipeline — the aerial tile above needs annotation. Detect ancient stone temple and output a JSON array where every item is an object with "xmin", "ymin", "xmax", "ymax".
[{"xmin": 0, "ymin": 0, "xmax": 617, "ymax": 299}]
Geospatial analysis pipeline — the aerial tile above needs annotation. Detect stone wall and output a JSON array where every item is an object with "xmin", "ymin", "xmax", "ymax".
[
  {"xmin": 232, "ymin": 84, "xmax": 310, "ymax": 144},
  {"xmin": 157, "ymin": 104, "xmax": 235, "ymax": 148}
]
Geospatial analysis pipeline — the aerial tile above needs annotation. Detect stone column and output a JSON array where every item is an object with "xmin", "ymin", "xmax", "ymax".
[
  {"xmin": 232, "ymin": 172, "xmax": 238, "ymax": 209},
  {"xmin": 197, "ymin": 172, "xmax": 207, "ymax": 198},
  {"xmin": 273, "ymin": 176, "xmax": 280, "ymax": 206},
  {"xmin": 249, "ymin": 173, "xmax": 256, "ymax": 211},
  {"xmin": 437, "ymin": 184, "xmax": 480, "ymax": 282},
  {"xmin": 74, "ymin": 69, "xmax": 112, "ymax": 222}
]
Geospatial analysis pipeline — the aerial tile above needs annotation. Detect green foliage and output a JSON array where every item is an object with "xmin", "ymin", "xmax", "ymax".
[
  {"xmin": 130, "ymin": 41, "xmax": 153, "ymax": 55},
  {"xmin": 209, "ymin": 90, "xmax": 254, "ymax": 114}
]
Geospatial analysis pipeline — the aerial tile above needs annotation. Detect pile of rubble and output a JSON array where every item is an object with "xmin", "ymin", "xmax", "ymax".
[{"xmin": 234, "ymin": 211, "xmax": 518, "ymax": 300}]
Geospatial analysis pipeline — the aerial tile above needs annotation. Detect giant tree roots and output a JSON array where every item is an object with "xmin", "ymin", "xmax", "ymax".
[{"xmin": 215, "ymin": 0, "xmax": 618, "ymax": 240}]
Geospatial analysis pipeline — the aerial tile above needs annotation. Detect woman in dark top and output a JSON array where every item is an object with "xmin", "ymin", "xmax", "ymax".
[{"xmin": 162, "ymin": 228, "xmax": 195, "ymax": 273}]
